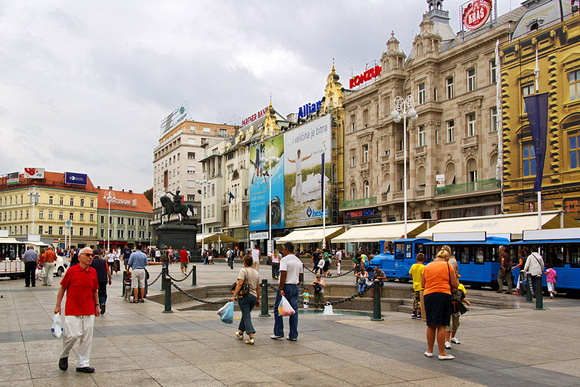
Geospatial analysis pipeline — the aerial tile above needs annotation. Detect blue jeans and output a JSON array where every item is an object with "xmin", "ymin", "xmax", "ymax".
[
  {"xmin": 237, "ymin": 294, "xmax": 257, "ymax": 334},
  {"xmin": 273, "ymin": 284, "xmax": 299, "ymax": 339},
  {"xmin": 98, "ymin": 282, "xmax": 107, "ymax": 305}
]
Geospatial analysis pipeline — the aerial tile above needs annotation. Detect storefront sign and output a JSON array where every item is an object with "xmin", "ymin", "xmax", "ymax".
[
  {"xmin": 346, "ymin": 209, "xmax": 375, "ymax": 218},
  {"xmin": 65, "ymin": 172, "xmax": 87, "ymax": 186},
  {"xmin": 24, "ymin": 168, "xmax": 44, "ymax": 179},
  {"xmin": 7, "ymin": 172, "xmax": 19, "ymax": 185},
  {"xmin": 242, "ymin": 107, "xmax": 268, "ymax": 126},
  {"xmin": 104, "ymin": 192, "xmax": 137, "ymax": 207},
  {"xmin": 462, "ymin": 0, "xmax": 492, "ymax": 31},
  {"xmin": 298, "ymin": 98, "xmax": 323, "ymax": 119},
  {"xmin": 436, "ymin": 174, "xmax": 445, "ymax": 188},
  {"xmin": 160, "ymin": 104, "xmax": 188, "ymax": 135},
  {"xmin": 250, "ymin": 231, "xmax": 269, "ymax": 240},
  {"xmin": 349, "ymin": 65, "xmax": 382, "ymax": 88}
]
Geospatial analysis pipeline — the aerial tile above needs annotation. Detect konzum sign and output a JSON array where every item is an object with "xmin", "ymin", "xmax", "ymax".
[
  {"xmin": 462, "ymin": 0, "xmax": 492, "ymax": 31},
  {"xmin": 349, "ymin": 65, "xmax": 382, "ymax": 88}
]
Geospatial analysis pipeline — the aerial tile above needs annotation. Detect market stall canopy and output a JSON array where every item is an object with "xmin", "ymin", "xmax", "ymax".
[
  {"xmin": 417, "ymin": 211, "xmax": 580, "ymax": 241},
  {"xmin": 196, "ymin": 233, "xmax": 238, "ymax": 244},
  {"xmin": 275, "ymin": 226, "xmax": 345, "ymax": 245},
  {"xmin": 0, "ymin": 237, "xmax": 20, "ymax": 244},
  {"xmin": 331, "ymin": 221, "xmax": 428, "ymax": 243}
]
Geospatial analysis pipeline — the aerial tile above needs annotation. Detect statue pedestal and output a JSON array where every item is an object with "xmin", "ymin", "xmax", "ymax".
[{"xmin": 155, "ymin": 221, "xmax": 201, "ymax": 262}]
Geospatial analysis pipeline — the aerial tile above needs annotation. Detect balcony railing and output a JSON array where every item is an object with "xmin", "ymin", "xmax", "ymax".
[
  {"xmin": 435, "ymin": 178, "xmax": 500, "ymax": 196},
  {"xmin": 340, "ymin": 196, "xmax": 377, "ymax": 210}
]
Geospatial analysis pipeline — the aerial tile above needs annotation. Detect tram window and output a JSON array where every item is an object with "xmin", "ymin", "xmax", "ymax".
[
  {"xmin": 460, "ymin": 247, "xmax": 470, "ymax": 264},
  {"xmin": 405, "ymin": 244, "xmax": 412, "ymax": 259},
  {"xmin": 415, "ymin": 244, "xmax": 424, "ymax": 256},
  {"xmin": 570, "ymin": 245, "xmax": 580, "ymax": 267},
  {"xmin": 475, "ymin": 247, "xmax": 484, "ymax": 264},
  {"xmin": 547, "ymin": 246, "xmax": 564, "ymax": 267},
  {"xmin": 394, "ymin": 243, "xmax": 404, "ymax": 259}
]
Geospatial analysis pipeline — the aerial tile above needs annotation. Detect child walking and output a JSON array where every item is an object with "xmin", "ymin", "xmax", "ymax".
[
  {"xmin": 302, "ymin": 287, "xmax": 310, "ymax": 311},
  {"xmin": 445, "ymin": 283, "xmax": 471, "ymax": 348},
  {"xmin": 545, "ymin": 264, "xmax": 557, "ymax": 298},
  {"xmin": 409, "ymin": 253, "xmax": 425, "ymax": 319}
]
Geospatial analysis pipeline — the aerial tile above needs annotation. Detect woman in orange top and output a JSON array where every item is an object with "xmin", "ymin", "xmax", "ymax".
[{"xmin": 421, "ymin": 248, "xmax": 458, "ymax": 360}]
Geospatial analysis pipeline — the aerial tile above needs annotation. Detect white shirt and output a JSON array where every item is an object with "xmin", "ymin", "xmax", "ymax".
[
  {"xmin": 524, "ymin": 252, "xmax": 544, "ymax": 276},
  {"xmin": 279, "ymin": 253, "xmax": 303, "ymax": 285},
  {"xmin": 107, "ymin": 253, "xmax": 115, "ymax": 263},
  {"xmin": 251, "ymin": 248, "xmax": 260, "ymax": 262}
]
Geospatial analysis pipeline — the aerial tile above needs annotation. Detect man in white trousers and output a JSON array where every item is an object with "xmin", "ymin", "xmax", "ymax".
[{"xmin": 54, "ymin": 247, "xmax": 100, "ymax": 373}]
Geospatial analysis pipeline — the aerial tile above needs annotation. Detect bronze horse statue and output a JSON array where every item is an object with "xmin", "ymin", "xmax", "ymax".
[{"xmin": 160, "ymin": 195, "xmax": 195, "ymax": 222}]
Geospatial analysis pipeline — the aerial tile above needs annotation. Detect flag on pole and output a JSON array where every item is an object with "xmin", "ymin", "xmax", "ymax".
[
  {"xmin": 228, "ymin": 192, "xmax": 235, "ymax": 203},
  {"xmin": 524, "ymin": 93, "xmax": 549, "ymax": 192},
  {"xmin": 321, "ymin": 152, "xmax": 325, "ymax": 208}
]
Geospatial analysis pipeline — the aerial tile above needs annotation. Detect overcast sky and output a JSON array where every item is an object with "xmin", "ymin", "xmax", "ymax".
[{"xmin": 0, "ymin": 0, "xmax": 512, "ymax": 193}]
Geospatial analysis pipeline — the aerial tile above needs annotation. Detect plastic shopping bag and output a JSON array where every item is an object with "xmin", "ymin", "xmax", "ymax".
[
  {"xmin": 278, "ymin": 296, "xmax": 296, "ymax": 316},
  {"xmin": 51, "ymin": 314, "xmax": 63, "ymax": 338},
  {"xmin": 217, "ymin": 301, "xmax": 234, "ymax": 324}
]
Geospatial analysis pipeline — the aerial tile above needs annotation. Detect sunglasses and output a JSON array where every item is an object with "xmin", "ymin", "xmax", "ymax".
[{"xmin": 82, "ymin": 253, "xmax": 94, "ymax": 257}]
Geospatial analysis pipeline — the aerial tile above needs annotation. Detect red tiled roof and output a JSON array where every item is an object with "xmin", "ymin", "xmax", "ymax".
[
  {"xmin": 0, "ymin": 171, "xmax": 98, "ymax": 192},
  {"xmin": 95, "ymin": 188, "xmax": 152, "ymax": 214}
]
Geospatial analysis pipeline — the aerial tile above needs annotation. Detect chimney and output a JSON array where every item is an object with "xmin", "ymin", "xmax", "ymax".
[
  {"xmin": 129, "ymin": 190, "xmax": 133, "ymax": 194},
  {"xmin": 109, "ymin": 186, "xmax": 113, "ymax": 191},
  {"xmin": 97, "ymin": 186, "xmax": 100, "ymax": 189}
]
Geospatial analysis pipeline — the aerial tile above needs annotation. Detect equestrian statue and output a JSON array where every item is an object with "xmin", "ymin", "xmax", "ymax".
[{"xmin": 160, "ymin": 190, "xmax": 194, "ymax": 222}]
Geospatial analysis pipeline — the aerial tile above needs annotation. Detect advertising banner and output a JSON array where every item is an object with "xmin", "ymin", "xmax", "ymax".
[
  {"xmin": 7, "ymin": 172, "xmax": 19, "ymax": 185},
  {"xmin": 65, "ymin": 172, "xmax": 88, "ymax": 185},
  {"xmin": 23, "ymin": 168, "xmax": 45, "ymax": 179},
  {"xmin": 249, "ymin": 135, "xmax": 285, "ymax": 232},
  {"xmin": 283, "ymin": 115, "xmax": 331, "ymax": 228}
]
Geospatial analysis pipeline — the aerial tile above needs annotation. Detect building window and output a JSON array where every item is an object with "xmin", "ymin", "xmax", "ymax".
[
  {"xmin": 490, "ymin": 107, "xmax": 498, "ymax": 132},
  {"xmin": 570, "ymin": 135, "xmax": 580, "ymax": 169},
  {"xmin": 59, "ymin": 197, "xmax": 64, "ymax": 205},
  {"xmin": 59, "ymin": 226, "xmax": 63, "ymax": 236},
  {"xmin": 418, "ymin": 125, "xmax": 426, "ymax": 146},
  {"xmin": 203, "ymin": 127, "xmax": 211, "ymax": 133},
  {"xmin": 433, "ymin": 88, "xmax": 437, "ymax": 102},
  {"xmin": 363, "ymin": 180, "xmax": 370, "ymax": 198},
  {"xmin": 418, "ymin": 83, "xmax": 426, "ymax": 104},
  {"xmin": 38, "ymin": 210, "xmax": 44, "ymax": 219},
  {"xmin": 467, "ymin": 113, "xmax": 476, "ymax": 137},
  {"xmin": 490, "ymin": 59, "xmax": 497, "ymax": 84},
  {"xmin": 467, "ymin": 159, "xmax": 477, "ymax": 182},
  {"xmin": 522, "ymin": 84, "xmax": 534, "ymax": 113},
  {"xmin": 467, "ymin": 68, "xmax": 476, "ymax": 92},
  {"xmin": 69, "ymin": 212, "xmax": 74, "ymax": 220},
  {"xmin": 118, "ymin": 217, "xmax": 124, "ymax": 225},
  {"xmin": 90, "ymin": 213, "xmax": 94, "ymax": 222},
  {"xmin": 417, "ymin": 166, "xmax": 426, "ymax": 189},
  {"xmin": 220, "ymin": 128, "xmax": 228, "ymax": 136},
  {"xmin": 70, "ymin": 198, "xmax": 74, "ymax": 206},
  {"xmin": 49, "ymin": 196, "xmax": 54, "ymax": 205},
  {"xmin": 523, "ymin": 145, "xmax": 536, "ymax": 177},
  {"xmin": 59, "ymin": 211, "xmax": 64, "ymax": 220},
  {"xmin": 350, "ymin": 114, "xmax": 356, "ymax": 132},
  {"xmin": 362, "ymin": 144, "xmax": 369, "ymax": 163},
  {"xmin": 48, "ymin": 211, "xmax": 53, "ymax": 220},
  {"xmin": 351, "ymin": 155, "xmax": 356, "ymax": 167},
  {"xmin": 351, "ymin": 185, "xmax": 356, "ymax": 200},
  {"xmin": 446, "ymin": 77, "xmax": 454, "ymax": 99},
  {"xmin": 117, "ymin": 230, "xmax": 124, "ymax": 238},
  {"xmin": 100, "ymin": 216, "xmax": 105, "ymax": 223},
  {"xmin": 446, "ymin": 163, "xmax": 456, "ymax": 185},
  {"xmin": 80, "ymin": 213, "xmax": 84, "ymax": 221},
  {"xmin": 90, "ymin": 199, "xmax": 94, "ymax": 208},
  {"xmin": 363, "ymin": 109, "xmax": 369, "ymax": 127},
  {"xmin": 435, "ymin": 130, "xmax": 439, "ymax": 145},
  {"xmin": 38, "ymin": 226, "xmax": 43, "ymax": 235},
  {"xmin": 446, "ymin": 120, "xmax": 455, "ymax": 143},
  {"xmin": 569, "ymin": 70, "xmax": 580, "ymax": 101},
  {"xmin": 188, "ymin": 152, "xmax": 196, "ymax": 159},
  {"xmin": 100, "ymin": 228, "xmax": 105, "ymax": 238},
  {"xmin": 90, "ymin": 228, "xmax": 94, "ymax": 236}
]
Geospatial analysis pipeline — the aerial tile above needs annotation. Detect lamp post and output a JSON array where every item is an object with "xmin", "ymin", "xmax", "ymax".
[
  {"xmin": 391, "ymin": 95, "xmax": 419, "ymax": 239},
  {"xmin": 27, "ymin": 187, "xmax": 40, "ymax": 240},
  {"xmin": 195, "ymin": 177, "xmax": 209, "ymax": 250},
  {"xmin": 104, "ymin": 190, "xmax": 115, "ymax": 252},
  {"xmin": 261, "ymin": 154, "xmax": 280, "ymax": 256},
  {"xmin": 321, "ymin": 140, "xmax": 327, "ymax": 250}
]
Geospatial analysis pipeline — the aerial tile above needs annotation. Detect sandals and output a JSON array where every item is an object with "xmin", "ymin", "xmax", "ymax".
[
  {"xmin": 235, "ymin": 331, "xmax": 244, "ymax": 340},
  {"xmin": 245, "ymin": 338, "xmax": 254, "ymax": 345}
]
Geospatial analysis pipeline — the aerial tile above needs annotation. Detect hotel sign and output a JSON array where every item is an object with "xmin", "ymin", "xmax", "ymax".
[{"xmin": 462, "ymin": 0, "xmax": 492, "ymax": 31}]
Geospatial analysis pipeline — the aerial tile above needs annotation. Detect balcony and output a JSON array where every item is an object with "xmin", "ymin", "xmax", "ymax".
[
  {"xmin": 340, "ymin": 196, "xmax": 377, "ymax": 210},
  {"xmin": 435, "ymin": 178, "xmax": 500, "ymax": 196}
]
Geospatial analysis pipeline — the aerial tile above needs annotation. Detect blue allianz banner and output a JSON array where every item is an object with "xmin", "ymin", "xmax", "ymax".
[
  {"xmin": 524, "ymin": 93, "xmax": 548, "ymax": 192},
  {"xmin": 65, "ymin": 172, "xmax": 88, "ymax": 185}
]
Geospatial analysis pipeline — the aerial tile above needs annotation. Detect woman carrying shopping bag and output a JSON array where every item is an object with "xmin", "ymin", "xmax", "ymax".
[{"xmin": 231, "ymin": 254, "xmax": 260, "ymax": 345}]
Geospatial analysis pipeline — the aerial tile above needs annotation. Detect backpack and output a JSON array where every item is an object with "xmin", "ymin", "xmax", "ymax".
[{"xmin": 313, "ymin": 282, "xmax": 322, "ymax": 293}]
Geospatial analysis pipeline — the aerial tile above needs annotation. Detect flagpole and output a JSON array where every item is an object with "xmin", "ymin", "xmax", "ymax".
[
  {"xmin": 322, "ymin": 141, "xmax": 326, "ymax": 250},
  {"xmin": 534, "ymin": 47, "xmax": 542, "ymax": 229},
  {"xmin": 496, "ymin": 39, "xmax": 504, "ymax": 213}
]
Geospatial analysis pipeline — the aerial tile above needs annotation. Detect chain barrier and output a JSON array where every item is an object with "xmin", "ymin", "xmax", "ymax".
[
  {"xmin": 267, "ymin": 282, "xmax": 370, "ymax": 307},
  {"xmin": 171, "ymin": 282, "xmax": 229, "ymax": 306},
  {"xmin": 167, "ymin": 267, "xmax": 194, "ymax": 282},
  {"xmin": 147, "ymin": 272, "xmax": 162, "ymax": 287},
  {"xmin": 304, "ymin": 266, "xmax": 356, "ymax": 278}
]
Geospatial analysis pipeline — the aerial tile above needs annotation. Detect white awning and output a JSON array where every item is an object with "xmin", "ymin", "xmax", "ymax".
[
  {"xmin": 417, "ymin": 211, "xmax": 579, "ymax": 240},
  {"xmin": 331, "ymin": 221, "xmax": 428, "ymax": 243},
  {"xmin": 276, "ymin": 226, "xmax": 345, "ymax": 244},
  {"xmin": 196, "ymin": 233, "xmax": 238, "ymax": 244},
  {"xmin": 0, "ymin": 237, "xmax": 21, "ymax": 244}
]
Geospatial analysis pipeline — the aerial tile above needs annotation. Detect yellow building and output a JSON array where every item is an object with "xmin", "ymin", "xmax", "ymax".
[
  {"xmin": 0, "ymin": 171, "xmax": 99, "ymax": 247},
  {"xmin": 501, "ymin": 4, "xmax": 579, "ymax": 221}
]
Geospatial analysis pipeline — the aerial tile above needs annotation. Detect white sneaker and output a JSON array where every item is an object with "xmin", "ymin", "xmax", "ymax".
[
  {"xmin": 451, "ymin": 337, "xmax": 461, "ymax": 344},
  {"xmin": 445, "ymin": 341, "xmax": 451, "ymax": 349},
  {"xmin": 438, "ymin": 354, "xmax": 454, "ymax": 360}
]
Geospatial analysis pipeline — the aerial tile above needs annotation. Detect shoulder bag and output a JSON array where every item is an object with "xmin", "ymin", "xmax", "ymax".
[{"xmin": 230, "ymin": 268, "xmax": 251, "ymax": 297}]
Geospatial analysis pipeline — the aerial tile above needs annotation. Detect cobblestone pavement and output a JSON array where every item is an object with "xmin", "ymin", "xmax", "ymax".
[{"xmin": 2, "ymin": 262, "xmax": 580, "ymax": 386}]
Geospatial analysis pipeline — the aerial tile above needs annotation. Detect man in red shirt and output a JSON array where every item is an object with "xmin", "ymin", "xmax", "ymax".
[
  {"xmin": 42, "ymin": 245, "xmax": 58, "ymax": 286},
  {"xmin": 180, "ymin": 247, "xmax": 189, "ymax": 275},
  {"xmin": 54, "ymin": 247, "xmax": 100, "ymax": 374}
]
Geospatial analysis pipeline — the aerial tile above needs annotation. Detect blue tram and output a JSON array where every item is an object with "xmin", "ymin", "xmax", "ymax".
[
  {"xmin": 368, "ymin": 238, "xmax": 431, "ymax": 282},
  {"xmin": 513, "ymin": 228, "xmax": 580, "ymax": 296}
]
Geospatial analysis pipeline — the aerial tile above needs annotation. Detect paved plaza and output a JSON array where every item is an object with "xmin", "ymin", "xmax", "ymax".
[{"xmin": 2, "ymin": 262, "xmax": 580, "ymax": 386}]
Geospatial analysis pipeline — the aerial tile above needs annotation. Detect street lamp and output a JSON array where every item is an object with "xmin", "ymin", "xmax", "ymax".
[
  {"xmin": 27, "ymin": 187, "xmax": 39, "ymax": 241},
  {"xmin": 261, "ymin": 154, "xmax": 280, "ymax": 256},
  {"xmin": 104, "ymin": 190, "xmax": 115, "ymax": 252},
  {"xmin": 391, "ymin": 95, "xmax": 419, "ymax": 239},
  {"xmin": 195, "ymin": 177, "xmax": 209, "ymax": 250}
]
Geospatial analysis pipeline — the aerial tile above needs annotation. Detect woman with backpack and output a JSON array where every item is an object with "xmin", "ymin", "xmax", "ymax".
[{"xmin": 309, "ymin": 274, "xmax": 326, "ymax": 309}]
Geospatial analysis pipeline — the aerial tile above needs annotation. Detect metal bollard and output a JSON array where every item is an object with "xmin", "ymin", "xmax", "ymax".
[
  {"xmin": 371, "ymin": 280, "xmax": 384, "ymax": 321},
  {"xmin": 161, "ymin": 264, "xmax": 166, "ymax": 291},
  {"xmin": 534, "ymin": 276, "xmax": 545, "ymax": 310},
  {"xmin": 526, "ymin": 274, "xmax": 533, "ymax": 303},
  {"xmin": 519, "ymin": 271, "xmax": 526, "ymax": 298},
  {"xmin": 259, "ymin": 279, "xmax": 270, "ymax": 317},
  {"xmin": 122, "ymin": 270, "xmax": 127, "ymax": 297},
  {"xmin": 163, "ymin": 269, "xmax": 173, "ymax": 313},
  {"xmin": 191, "ymin": 265, "xmax": 197, "ymax": 286}
]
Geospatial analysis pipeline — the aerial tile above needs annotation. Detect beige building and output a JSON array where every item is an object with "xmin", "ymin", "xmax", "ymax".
[
  {"xmin": 342, "ymin": 0, "xmax": 526, "ymax": 223},
  {"xmin": 152, "ymin": 120, "xmax": 237, "ymax": 225}
]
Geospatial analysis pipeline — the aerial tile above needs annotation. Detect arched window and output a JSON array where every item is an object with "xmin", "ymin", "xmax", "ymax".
[
  {"xmin": 351, "ymin": 183, "xmax": 356, "ymax": 201},
  {"xmin": 490, "ymin": 154, "xmax": 498, "ymax": 179},
  {"xmin": 445, "ymin": 163, "xmax": 456, "ymax": 185},
  {"xmin": 467, "ymin": 159, "xmax": 477, "ymax": 182},
  {"xmin": 364, "ymin": 181, "xmax": 370, "ymax": 198},
  {"xmin": 417, "ymin": 166, "xmax": 426, "ymax": 189}
]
